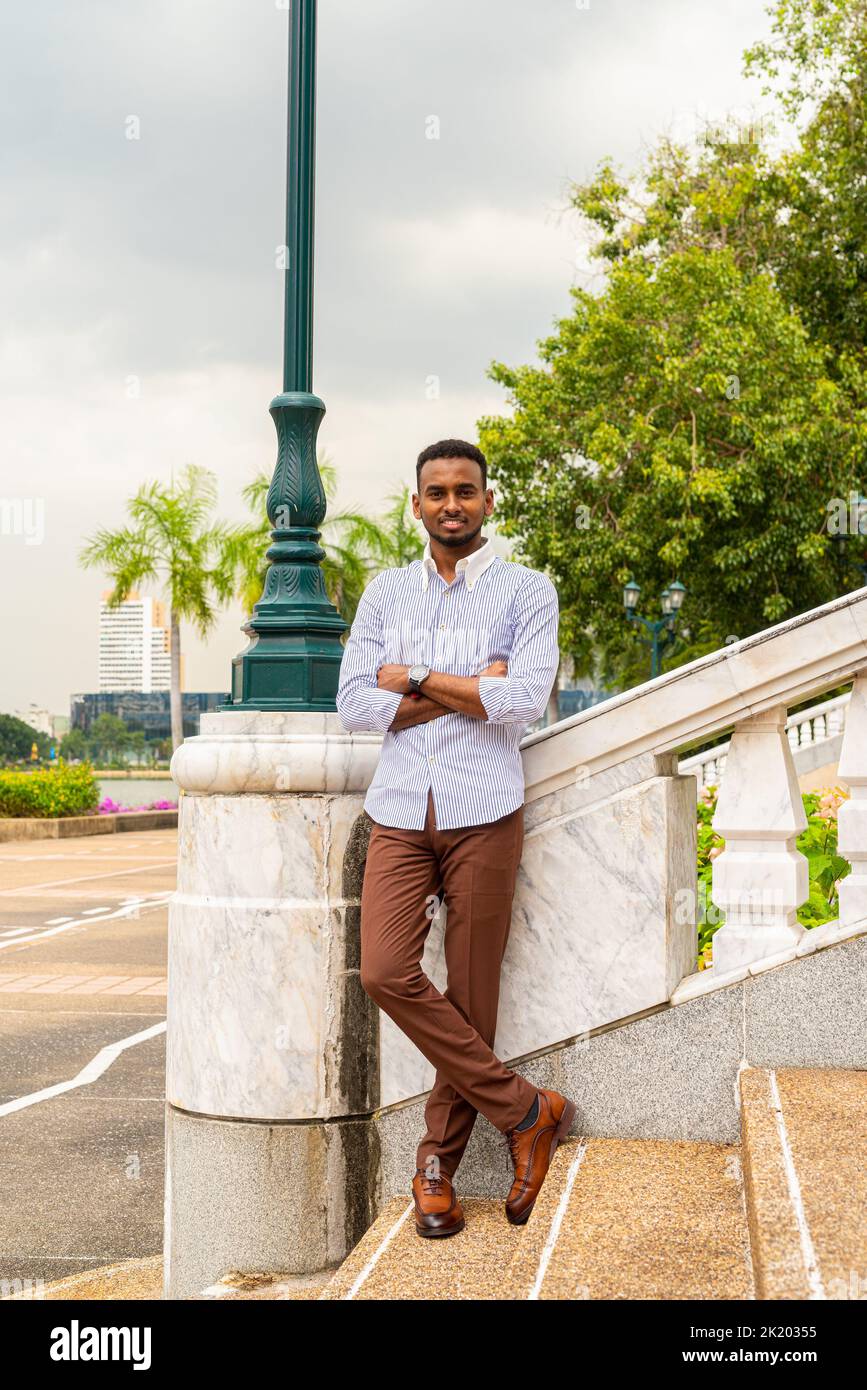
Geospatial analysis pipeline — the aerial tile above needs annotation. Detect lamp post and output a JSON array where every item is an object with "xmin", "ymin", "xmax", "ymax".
[
  {"xmin": 623, "ymin": 578, "xmax": 687, "ymax": 678},
  {"xmin": 228, "ymin": 0, "xmax": 348, "ymax": 711}
]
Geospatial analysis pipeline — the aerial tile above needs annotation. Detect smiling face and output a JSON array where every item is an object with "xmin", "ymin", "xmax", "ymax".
[{"xmin": 412, "ymin": 455, "xmax": 494, "ymax": 552}]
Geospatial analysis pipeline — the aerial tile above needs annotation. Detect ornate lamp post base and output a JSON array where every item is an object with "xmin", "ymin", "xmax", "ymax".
[{"xmin": 228, "ymin": 392, "xmax": 348, "ymax": 711}]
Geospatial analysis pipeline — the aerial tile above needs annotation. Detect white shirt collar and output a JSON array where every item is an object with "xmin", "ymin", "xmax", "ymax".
[{"xmin": 421, "ymin": 536, "xmax": 498, "ymax": 591}]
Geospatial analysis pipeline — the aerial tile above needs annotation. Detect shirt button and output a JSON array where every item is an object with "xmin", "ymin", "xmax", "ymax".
[{"xmin": 428, "ymin": 756, "xmax": 435, "ymax": 764}]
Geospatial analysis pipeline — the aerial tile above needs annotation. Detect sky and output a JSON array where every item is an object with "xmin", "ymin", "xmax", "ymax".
[{"xmin": 0, "ymin": 0, "xmax": 778, "ymax": 717}]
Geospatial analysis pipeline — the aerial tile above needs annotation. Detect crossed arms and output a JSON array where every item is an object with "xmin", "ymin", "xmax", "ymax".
[
  {"xmin": 374, "ymin": 662, "xmax": 509, "ymax": 730},
  {"xmin": 335, "ymin": 572, "xmax": 560, "ymax": 734}
]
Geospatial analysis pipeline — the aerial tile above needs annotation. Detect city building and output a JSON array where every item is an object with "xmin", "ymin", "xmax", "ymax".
[
  {"xmin": 98, "ymin": 591, "xmax": 185, "ymax": 693},
  {"xmin": 70, "ymin": 691, "xmax": 229, "ymax": 741}
]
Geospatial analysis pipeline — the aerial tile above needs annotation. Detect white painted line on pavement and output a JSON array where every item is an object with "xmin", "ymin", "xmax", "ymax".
[
  {"xmin": 768, "ymin": 1070, "xmax": 826, "ymax": 1300},
  {"xmin": 527, "ymin": 1139, "xmax": 589, "ymax": 1301},
  {"xmin": 0, "ymin": 1019, "xmax": 167, "ymax": 1117},
  {"xmin": 332, "ymin": 1203, "xmax": 415, "ymax": 1300},
  {"xmin": 0, "ymin": 896, "xmax": 173, "ymax": 951}
]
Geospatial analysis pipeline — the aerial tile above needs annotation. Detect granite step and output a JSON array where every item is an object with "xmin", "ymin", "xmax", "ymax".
[
  {"xmin": 739, "ymin": 1066, "xmax": 867, "ymax": 1300},
  {"xmin": 504, "ymin": 1136, "xmax": 753, "ymax": 1300},
  {"xmin": 14, "ymin": 1068, "xmax": 863, "ymax": 1302},
  {"xmin": 316, "ymin": 1191, "xmax": 528, "ymax": 1300},
  {"xmin": 317, "ymin": 1135, "xmax": 754, "ymax": 1300}
]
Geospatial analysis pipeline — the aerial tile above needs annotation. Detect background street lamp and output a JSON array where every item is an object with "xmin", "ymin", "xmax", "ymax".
[
  {"xmin": 623, "ymin": 578, "xmax": 687, "ymax": 678},
  {"xmin": 228, "ymin": 0, "xmax": 348, "ymax": 712}
]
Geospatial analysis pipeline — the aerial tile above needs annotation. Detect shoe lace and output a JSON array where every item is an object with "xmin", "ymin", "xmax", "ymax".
[
  {"xmin": 417, "ymin": 1169, "xmax": 447, "ymax": 1196},
  {"xmin": 501, "ymin": 1127, "xmax": 522, "ymax": 1163}
]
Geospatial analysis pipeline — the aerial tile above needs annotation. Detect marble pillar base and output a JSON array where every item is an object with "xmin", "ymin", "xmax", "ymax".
[{"xmin": 163, "ymin": 1106, "xmax": 377, "ymax": 1298}]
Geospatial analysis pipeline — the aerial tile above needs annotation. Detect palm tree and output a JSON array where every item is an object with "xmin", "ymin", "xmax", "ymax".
[
  {"xmin": 79, "ymin": 465, "xmax": 244, "ymax": 752},
  {"xmin": 232, "ymin": 452, "xmax": 424, "ymax": 627}
]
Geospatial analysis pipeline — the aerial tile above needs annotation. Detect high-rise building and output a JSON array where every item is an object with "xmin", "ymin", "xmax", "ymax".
[
  {"xmin": 98, "ymin": 591, "xmax": 184, "ymax": 693},
  {"xmin": 12, "ymin": 704, "xmax": 54, "ymax": 736}
]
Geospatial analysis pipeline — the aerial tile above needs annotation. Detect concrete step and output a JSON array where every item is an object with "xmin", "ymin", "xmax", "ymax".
[
  {"xmin": 740, "ymin": 1066, "xmax": 867, "ymax": 1300},
  {"xmin": 0, "ymin": 1256, "xmax": 335, "ymax": 1302},
  {"xmin": 0, "ymin": 1256, "xmax": 165, "ymax": 1301},
  {"xmin": 317, "ymin": 1135, "xmax": 754, "ymax": 1300},
  {"xmin": 35, "ymin": 1064, "xmax": 857, "ymax": 1302},
  {"xmin": 317, "ymin": 1192, "xmax": 528, "ymax": 1300},
  {"xmin": 504, "ymin": 1136, "xmax": 753, "ymax": 1300}
]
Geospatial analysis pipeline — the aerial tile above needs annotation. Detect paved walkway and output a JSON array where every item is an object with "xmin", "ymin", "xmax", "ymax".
[{"xmin": 0, "ymin": 828, "xmax": 175, "ymax": 1297}]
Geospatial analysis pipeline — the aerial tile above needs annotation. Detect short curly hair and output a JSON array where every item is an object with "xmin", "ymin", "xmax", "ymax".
[{"xmin": 416, "ymin": 439, "xmax": 487, "ymax": 492}]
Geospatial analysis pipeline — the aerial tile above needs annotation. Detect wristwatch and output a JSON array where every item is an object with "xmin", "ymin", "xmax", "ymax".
[{"xmin": 408, "ymin": 663, "xmax": 431, "ymax": 694}]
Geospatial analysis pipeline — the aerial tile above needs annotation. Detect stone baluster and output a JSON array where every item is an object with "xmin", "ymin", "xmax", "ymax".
[
  {"xmin": 837, "ymin": 670, "xmax": 867, "ymax": 927},
  {"xmin": 710, "ymin": 704, "xmax": 809, "ymax": 972}
]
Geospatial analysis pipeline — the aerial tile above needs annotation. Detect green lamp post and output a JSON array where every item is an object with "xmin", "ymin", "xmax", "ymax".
[
  {"xmin": 228, "ymin": 0, "xmax": 348, "ymax": 711},
  {"xmin": 623, "ymin": 578, "xmax": 687, "ymax": 678}
]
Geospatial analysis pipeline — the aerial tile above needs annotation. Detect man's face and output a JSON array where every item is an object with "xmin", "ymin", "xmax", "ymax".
[{"xmin": 412, "ymin": 457, "xmax": 493, "ymax": 548}]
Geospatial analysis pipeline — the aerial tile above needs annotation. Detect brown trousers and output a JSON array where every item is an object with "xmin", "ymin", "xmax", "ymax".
[{"xmin": 360, "ymin": 787, "xmax": 538, "ymax": 1180}]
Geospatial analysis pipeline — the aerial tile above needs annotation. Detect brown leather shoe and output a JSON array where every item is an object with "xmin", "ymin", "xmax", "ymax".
[
  {"xmin": 504, "ymin": 1088, "xmax": 577, "ymax": 1226},
  {"xmin": 411, "ymin": 1167, "xmax": 465, "ymax": 1238}
]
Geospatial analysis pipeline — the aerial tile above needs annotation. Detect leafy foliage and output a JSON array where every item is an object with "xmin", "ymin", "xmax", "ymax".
[
  {"xmin": 79, "ymin": 464, "xmax": 243, "ymax": 751},
  {"xmin": 478, "ymin": 245, "xmax": 866, "ymax": 690},
  {"xmin": 0, "ymin": 714, "xmax": 50, "ymax": 764},
  {"xmin": 0, "ymin": 761, "xmax": 100, "ymax": 819}
]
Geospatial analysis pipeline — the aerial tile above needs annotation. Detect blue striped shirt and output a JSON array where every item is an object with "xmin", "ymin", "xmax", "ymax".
[{"xmin": 335, "ymin": 537, "xmax": 560, "ymax": 829}]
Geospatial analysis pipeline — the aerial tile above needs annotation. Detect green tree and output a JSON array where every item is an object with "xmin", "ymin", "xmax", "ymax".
[
  {"xmin": 127, "ymin": 729, "xmax": 147, "ymax": 765},
  {"xmin": 88, "ymin": 714, "xmax": 131, "ymax": 767},
  {"xmin": 80, "ymin": 465, "xmax": 243, "ymax": 752},
  {"xmin": 0, "ymin": 714, "xmax": 48, "ymax": 766},
  {"xmin": 570, "ymin": 0, "xmax": 867, "ymax": 380},
  {"xmin": 744, "ymin": 0, "xmax": 867, "ymax": 360},
  {"xmin": 58, "ymin": 728, "xmax": 89, "ymax": 763},
  {"xmin": 478, "ymin": 245, "xmax": 867, "ymax": 691}
]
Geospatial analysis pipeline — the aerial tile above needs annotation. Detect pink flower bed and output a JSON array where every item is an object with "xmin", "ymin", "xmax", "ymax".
[{"xmin": 98, "ymin": 797, "xmax": 178, "ymax": 814}]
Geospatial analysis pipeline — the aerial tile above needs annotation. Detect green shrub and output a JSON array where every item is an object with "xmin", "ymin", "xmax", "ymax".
[
  {"xmin": 696, "ymin": 783, "xmax": 850, "ymax": 969},
  {"xmin": 0, "ymin": 760, "xmax": 100, "ymax": 818}
]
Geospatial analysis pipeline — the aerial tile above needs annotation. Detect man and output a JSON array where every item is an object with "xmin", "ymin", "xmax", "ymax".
[{"xmin": 336, "ymin": 438, "xmax": 576, "ymax": 1238}]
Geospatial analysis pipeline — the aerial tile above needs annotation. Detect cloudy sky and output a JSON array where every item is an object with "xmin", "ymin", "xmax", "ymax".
[{"xmin": 0, "ymin": 0, "xmax": 777, "ymax": 717}]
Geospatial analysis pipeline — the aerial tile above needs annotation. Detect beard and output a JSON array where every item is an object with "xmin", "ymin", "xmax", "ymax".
[{"xmin": 429, "ymin": 518, "xmax": 484, "ymax": 548}]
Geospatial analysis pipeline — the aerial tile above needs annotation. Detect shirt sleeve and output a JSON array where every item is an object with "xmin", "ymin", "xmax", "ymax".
[
  {"xmin": 477, "ymin": 574, "xmax": 560, "ymax": 726},
  {"xmin": 335, "ymin": 574, "xmax": 405, "ymax": 734}
]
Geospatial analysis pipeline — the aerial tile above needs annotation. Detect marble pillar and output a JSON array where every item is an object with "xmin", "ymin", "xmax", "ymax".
[{"xmin": 163, "ymin": 710, "xmax": 381, "ymax": 1298}]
